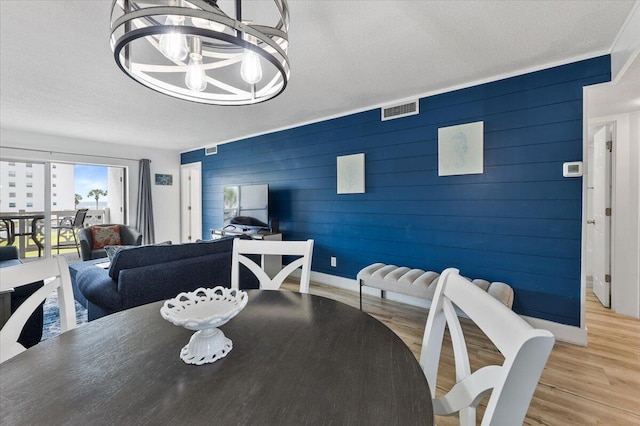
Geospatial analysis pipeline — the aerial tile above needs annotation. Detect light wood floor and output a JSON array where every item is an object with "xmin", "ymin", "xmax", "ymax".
[{"xmin": 283, "ymin": 282, "xmax": 640, "ymax": 425}]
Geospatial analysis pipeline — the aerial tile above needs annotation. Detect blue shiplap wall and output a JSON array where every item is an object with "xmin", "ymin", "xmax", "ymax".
[{"xmin": 182, "ymin": 56, "xmax": 610, "ymax": 326}]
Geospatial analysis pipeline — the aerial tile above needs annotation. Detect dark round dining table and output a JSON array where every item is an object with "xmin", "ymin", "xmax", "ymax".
[{"xmin": 0, "ymin": 290, "xmax": 434, "ymax": 425}]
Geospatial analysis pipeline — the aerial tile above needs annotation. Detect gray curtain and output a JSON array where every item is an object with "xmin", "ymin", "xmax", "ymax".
[{"xmin": 136, "ymin": 159, "xmax": 155, "ymax": 244}]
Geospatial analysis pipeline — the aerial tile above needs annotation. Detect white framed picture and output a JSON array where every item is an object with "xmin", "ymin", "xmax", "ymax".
[
  {"xmin": 438, "ymin": 121, "xmax": 484, "ymax": 176},
  {"xmin": 337, "ymin": 153, "xmax": 365, "ymax": 194}
]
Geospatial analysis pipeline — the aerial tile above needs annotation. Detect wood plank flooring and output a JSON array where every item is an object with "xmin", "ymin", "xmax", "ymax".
[{"xmin": 283, "ymin": 282, "xmax": 640, "ymax": 425}]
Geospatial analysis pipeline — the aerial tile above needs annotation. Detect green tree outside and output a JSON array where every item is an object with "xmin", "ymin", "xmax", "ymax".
[{"xmin": 87, "ymin": 189, "xmax": 107, "ymax": 209}]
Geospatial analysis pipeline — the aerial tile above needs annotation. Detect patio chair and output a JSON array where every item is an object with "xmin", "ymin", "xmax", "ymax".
[{"xmin": 52, "ymin": 208, "xmax": 88, "ymax": 255}]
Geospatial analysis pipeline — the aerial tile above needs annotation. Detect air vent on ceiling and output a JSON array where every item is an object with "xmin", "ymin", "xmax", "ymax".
[
  {"xmin": 381, "ymin": 100, "xmax": 419, "ymax": 121},
  {"xmin": 205, "ymin": 145, "xmax": 218, "ymax": 155}
]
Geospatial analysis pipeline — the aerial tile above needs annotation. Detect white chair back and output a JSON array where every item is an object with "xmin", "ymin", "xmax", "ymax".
[
  {"xmin": 231, "ymin": 239, "xmax": 314, "ymax": 293},
  {"xmin": 0, "ymin": 256, "xmax": 77, "ymax": 363},
  {"xmin": 420, "ymin": 268, "xmax": 554, "ymax": 425}
]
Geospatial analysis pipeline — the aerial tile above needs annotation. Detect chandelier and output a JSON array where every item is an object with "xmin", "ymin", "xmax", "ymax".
[{"xmin": 110, "ymin": 0, "xmax": 290, "ymax": 105}]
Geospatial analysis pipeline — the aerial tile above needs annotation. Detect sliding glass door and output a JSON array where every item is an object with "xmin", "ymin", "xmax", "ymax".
[{"xmin": 0, "ymin": 159, "xmax": 127, "ymax": 260}]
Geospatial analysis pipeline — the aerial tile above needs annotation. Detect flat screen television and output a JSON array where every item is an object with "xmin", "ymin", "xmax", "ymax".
[{"xmin": 223, "ymin": 183, "xmax": 269, "ymax": 227}]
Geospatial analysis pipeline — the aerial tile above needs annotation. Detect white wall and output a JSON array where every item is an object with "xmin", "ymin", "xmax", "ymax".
[{"xmin": 0, "ymin": 128, "xmax": 182, "ymax": 245}]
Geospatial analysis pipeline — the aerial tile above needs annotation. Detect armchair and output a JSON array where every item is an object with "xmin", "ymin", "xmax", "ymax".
[{"xmin": 78, "ymin": 224, "xmax": 143, "ymax": 261}]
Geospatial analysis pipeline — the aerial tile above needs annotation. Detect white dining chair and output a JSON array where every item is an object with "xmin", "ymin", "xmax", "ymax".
[
  {"xmin": 0, "ymin": 256, "xmax": 77, "ymax": 363},
  {"xmin": 231, "ymin": 239, "xmax": 314, "ymax": 293},
  {"xmin": 420, "ymin": 268, "xmax": 555, "ymax": 425}
]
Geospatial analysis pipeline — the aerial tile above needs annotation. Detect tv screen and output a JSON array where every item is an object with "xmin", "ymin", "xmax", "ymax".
[{"xmin": 223, "ymin": 184, "xmax": 269, "ymax": 226}]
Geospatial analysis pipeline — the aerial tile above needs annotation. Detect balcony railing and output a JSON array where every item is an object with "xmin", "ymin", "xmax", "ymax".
[{"xmin": 0, "ymin": 209, "xmax": 108, "ymax": 258}]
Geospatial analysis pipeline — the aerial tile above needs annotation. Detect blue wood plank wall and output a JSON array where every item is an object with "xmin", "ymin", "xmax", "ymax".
[{"xmin": 182, "ymin": 56, "xmax": 610, "ymax": 326}]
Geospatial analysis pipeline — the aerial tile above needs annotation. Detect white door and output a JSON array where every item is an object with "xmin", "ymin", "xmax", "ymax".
[
  {"xmin": 591, "ymin": 126, "xmax": 612, "ymax": 307},
  {"xmin": 180, "ymin": 163, "xmax": 202, "ymax": 243}
]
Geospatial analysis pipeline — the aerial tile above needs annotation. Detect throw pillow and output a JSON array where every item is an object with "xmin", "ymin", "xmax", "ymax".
[
  {"xmin": 104, "ymin": 245, "xmax": 137, "ymax": 262},
  {"xmin": 92, "ymin": 225, "xmax": 122, "ymax": 249}
]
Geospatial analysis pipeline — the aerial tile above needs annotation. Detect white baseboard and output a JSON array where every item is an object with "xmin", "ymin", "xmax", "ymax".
[
  {"xmin": 521, "ymin": 315, "xmax": 588, "ymax": 346},
  {"xmin": 309, "ymin": 271, "xmax": 588, "ymax": 345}
]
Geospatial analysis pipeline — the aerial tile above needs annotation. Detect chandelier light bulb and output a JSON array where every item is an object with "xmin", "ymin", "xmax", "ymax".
[
  {"xmin": 185, "ymin": 53, "xmax": 207, "ymax": 92},
  {"xmin": 192, "ymin": 17, "xmax": 226, "ymax": 32},
  {"xmin": 241, "ymin": 49, "xmax": 262, "ymax": 84},
  {"xmin": 159, "ymin": 15, "xmax": 188, "ymax": 62}
]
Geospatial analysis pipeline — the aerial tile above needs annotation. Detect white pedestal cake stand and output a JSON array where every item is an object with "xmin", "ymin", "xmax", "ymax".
[{"xmin": 160, "ymin": 287, "xmax": 248, "ymax": 365}]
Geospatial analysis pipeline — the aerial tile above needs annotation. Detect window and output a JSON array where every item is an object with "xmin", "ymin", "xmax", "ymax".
[
  {"xmin": 52, "ymin": 202, "xmax": 57, "ymax": 206},
  {"xmin": 9, "ymin": 202, "xmax": 16, "ymax": 208},
  {"xmin": 8, "ymin": 182, "xmax": 16, "ymax": 187},
  {"xmin": 26, "ymin": 193, "xmax": 33, "ymax": 198},
  {"xmin": 52, "ymin": 183, "xmax": 57, "ymax": 188},
  {"xmin": 26, "ymin": 202, "xmax": 33, "ymax": 208},
  {"xmin": 9, "ymin": 192, "xmax": 16, "ymax": 198},
  {"xmin": 26, "ymin": 172, "xmax": 33, "ymax": 178},
  {"xmin": 8, "ymin": 162, "xmax": 15, "ymax": 166},
  {"xmin": 52, "ymin": 164, "xmax": 57, "ymax": 169},
  {"xmin": 52, "ymin": 174, "xmax": 57, "ymax": 178},
  {"xmin": 26, "ymin": 163, "xmax": 32, "ymax": 168},
  {"xmin": 53, "ymin": 193, "xmax": 57, "ymax": 197},
  {"xmin": 26, "ymin": 182, "xmax": 32, "ymax": 188},
  {"xmin": 8, "ymin": 171, "xmax": 16, "ymax": 177}
]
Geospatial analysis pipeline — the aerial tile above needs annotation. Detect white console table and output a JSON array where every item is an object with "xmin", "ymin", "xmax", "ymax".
[{"xmin": 211, "ymin": 228, "xmax": 282, "ymax": 277}]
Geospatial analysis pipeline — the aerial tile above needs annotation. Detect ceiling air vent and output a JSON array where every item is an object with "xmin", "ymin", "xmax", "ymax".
[
  {"xmin": 381, "ymin": 100, "xmax": 419, "ymax": 121},
  {"xmin": 205, "ymin": 145, "xmax": 218, "ymax": 155}
]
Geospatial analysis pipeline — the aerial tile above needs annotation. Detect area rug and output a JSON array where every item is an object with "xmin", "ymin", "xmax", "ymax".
[{"xmin": 41, "ymin": 292, "xmax": 88, "ymax": 341}]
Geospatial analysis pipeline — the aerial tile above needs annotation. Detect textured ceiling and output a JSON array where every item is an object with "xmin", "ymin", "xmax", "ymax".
[{"xmin": 0, "ymin": 1, "xmax": 636, "ymax": 151}]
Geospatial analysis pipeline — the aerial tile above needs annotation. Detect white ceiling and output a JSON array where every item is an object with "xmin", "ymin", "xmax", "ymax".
[{"xmin": 0, "ymin": 1, "xmax": 637, "ymax": 152}]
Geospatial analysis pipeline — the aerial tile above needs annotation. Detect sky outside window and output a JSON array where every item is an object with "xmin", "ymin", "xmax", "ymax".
[{"xmin": 75, "ymin": 165, "xmax": 108, "ymax": 208}]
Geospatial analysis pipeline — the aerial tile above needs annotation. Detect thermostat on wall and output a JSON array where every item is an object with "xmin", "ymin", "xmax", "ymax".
[{"xmin": 563, "ymin": 161, "xmax": 583, "ymax": 177}]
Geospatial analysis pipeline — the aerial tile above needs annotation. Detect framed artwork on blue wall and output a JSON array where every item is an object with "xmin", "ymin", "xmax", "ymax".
[
  {"xmin": 337, "ymin": 153, "xmax": 365, "ymax": 194},
  {"xmin": 438, "ymin": 121, "xmax": 484, "ymax": 176}
]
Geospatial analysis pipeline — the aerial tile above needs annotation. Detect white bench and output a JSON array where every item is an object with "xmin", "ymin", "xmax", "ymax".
[{"xmin": 357, "ymin": 263, "xmax": 514, "ymax": 310}]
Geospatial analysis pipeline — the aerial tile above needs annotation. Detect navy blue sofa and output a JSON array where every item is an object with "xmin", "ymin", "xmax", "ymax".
[
  {"xmin": 0, "ymin": 246, "xmax": 44, "ymax": 347},
  {"xmin": 75, "ymin": 236, "xmax": 259, "ymax": 321}
]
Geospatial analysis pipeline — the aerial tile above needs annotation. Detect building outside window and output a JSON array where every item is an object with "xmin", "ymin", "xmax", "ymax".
[{"xmin": 0, "ymin": 160, "xmax": 126, "ymax": 230}]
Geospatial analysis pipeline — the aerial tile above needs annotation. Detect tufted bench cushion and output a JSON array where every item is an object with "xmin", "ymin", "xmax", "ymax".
[{"xmin": 357, "ymin": 263, "xmax": 514, "ymax": 310}]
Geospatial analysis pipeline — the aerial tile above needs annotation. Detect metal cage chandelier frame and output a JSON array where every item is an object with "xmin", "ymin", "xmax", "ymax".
[{"xmin": 110, "ymin": 0, "xmax": 290, "ymax": 105}]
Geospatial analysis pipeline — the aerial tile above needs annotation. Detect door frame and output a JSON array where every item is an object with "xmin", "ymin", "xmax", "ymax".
[
  {"xmin": 180, "ymin": 162, "xmax": 202, "ymax": 243},
  {"xmin": 587, "ymin": 123, "xmax": 614, "ymax": 307}
]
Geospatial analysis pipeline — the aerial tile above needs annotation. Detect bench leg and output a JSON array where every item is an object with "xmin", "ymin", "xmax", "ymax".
[{"xmin": 359, "ymin": 279, "xmax": 362, "ymax": 310}]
